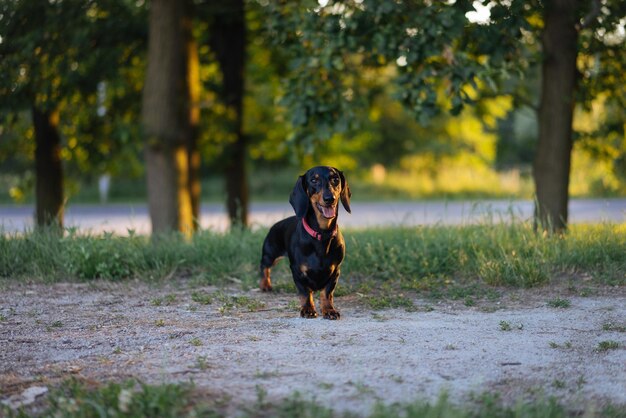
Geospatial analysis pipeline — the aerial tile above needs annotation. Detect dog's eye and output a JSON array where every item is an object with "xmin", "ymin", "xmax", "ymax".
[
  {"xmin": 310, "ymin": 178, "xmax": 318, "ymax": 184},
  {"xmin": 330, "ymin": 177, "xmax": 339, "ymax": 186}
]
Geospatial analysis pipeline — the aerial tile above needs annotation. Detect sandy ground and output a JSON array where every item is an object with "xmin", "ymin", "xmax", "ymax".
[{"xmin": 1, "ymin": 280, "xmax": 625, "ymax": 415}]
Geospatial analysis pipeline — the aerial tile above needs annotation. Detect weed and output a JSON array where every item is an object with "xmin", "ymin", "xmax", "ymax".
[
  {"xmin": 371, "ymin": 313, "xmax": 388, "ymax": 321},
  {"xmin": 602, "ymin": 322, "xmax": 626, "ymax": 333},
  {"xmin": 46, "ymin": 320, "xmax": 63, "ymax": 331},
  {"xmin": 597, "ymin": 340, "xmax": 619, "ymax": 352},
  {"xmin": 550, "ymin": 341, "xmax": 572, "ymax": 349},
  {"xmin": 0, "ymin": 314, "xmax": 6, "ymax": 321},
  {"xmin": 286, "ymin": 300, "xmax": 300, "ymax": 311},
  {"xmin": 195, "ymin": 355, "xmax": 209, "ymax": 371},
  {"xmin": 155, "ymin": 319, "xmax": 165, "ymax": 327},
  {"xmin": 151, "ymin": 297, "xmax": 163, "ymax": 307},
  {"xmin": 499, "ymin": 321, "xmax": 512, "ymax": 331},
  {"xmin": 365, "ymin": 294, "xmax": 414, "ymax": 310},
  {"xmin": 113, "ymin": 347, "xmax": 122, "ymax": 354},
  {"xmin": 547, "ymin": 297, "xmax": 571, "ymax": 308},
  {"xmin": 552, "ymin": 379, "xmax": 566, "ymax": 389},
  {"xmin": 191, "ymin": 291, "xmax": 213, "ymax": 305},
  {"xmin": 349, "ymin": 381, "xmax": 376, "ymax": 397},
  {"xmin": 214, "ymin": 292, "xmax": 265, "ymax": 314},
  {"xmin": 189, "ymin": 337, "xmax": 202, "ymax": 347},
  {"xmin": 255, "ymin": 370, "xmax": 279, "ymax": 379}
]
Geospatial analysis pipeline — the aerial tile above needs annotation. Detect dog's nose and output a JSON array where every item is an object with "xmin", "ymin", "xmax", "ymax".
[{"xmin": 323, "ymin": 195, "xmax": 335, "ymax": 205}]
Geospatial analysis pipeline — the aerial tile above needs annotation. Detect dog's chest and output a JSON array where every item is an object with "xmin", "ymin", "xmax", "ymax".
[{"xmin": 294, "ymin": 246, "xmax": 341, "ymax": 280}]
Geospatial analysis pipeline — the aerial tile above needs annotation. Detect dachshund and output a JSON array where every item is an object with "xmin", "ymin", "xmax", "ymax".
[{"xmin": 259, "ymin": 166, "xmax": 351, "ymax": 320}]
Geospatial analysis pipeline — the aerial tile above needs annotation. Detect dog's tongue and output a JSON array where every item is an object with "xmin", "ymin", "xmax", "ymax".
[{"xmin": 321, "ymin": 205, "xmax": 336, "ymax": 218}]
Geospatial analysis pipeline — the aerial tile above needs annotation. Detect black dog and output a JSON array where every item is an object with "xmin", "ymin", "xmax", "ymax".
[{"xmin": 259, "ymin": 166, "xmax": 351, "ymax": 320}]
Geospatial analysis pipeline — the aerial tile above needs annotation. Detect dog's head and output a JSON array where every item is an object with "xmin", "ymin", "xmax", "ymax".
[{"xmin": 289, "ymin": 166, "xmax": 351, "ymax": 223}]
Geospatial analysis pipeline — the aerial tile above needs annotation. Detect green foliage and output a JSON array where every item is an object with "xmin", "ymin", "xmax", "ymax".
[
  {"xmin": 264, "ymin": 0, "xmax": 528, "ymax": 146},
  {"xmin": 5, "ymin": 380, "xmax": 623, "ymax": 418},
  {"xmin": 0, "ymin": 0, "xmax": 147, "ymax": 199},
  {"xmin": 547, "ymin": 298, "xmax": 571, "ymax": 309},
  {"xmin": 597, "ymin": 340, "xmax": 619, "ymax": 352},
  {"xmin": 264, "ymin": 0, "xmax": 626, "ymax": 186},
  {"xmin": 9, "ymin": 378, "xmax": 199, "ymax": 418}
]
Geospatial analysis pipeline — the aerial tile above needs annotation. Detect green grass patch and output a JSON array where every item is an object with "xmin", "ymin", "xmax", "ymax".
[
  {"xmin": 547, "ymin": 297, "xmax": 571, "ymax": 308},
  {"xmin": 4, "ymin": 379, "xmax": 624, "ymax": 418},
  {"xmin": 602, "ymin": 322, "xmax": 626, "ymax": 333},
  {"xmin": 597, "ymin": 340, "xmax": 620, "ymax": 352},
  {"xmin": 1, "ymin": 223, "xmax": 624, "ymax": 293}
]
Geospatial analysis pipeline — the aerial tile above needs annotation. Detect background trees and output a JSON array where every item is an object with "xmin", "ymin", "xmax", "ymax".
[
  {"xmin": 0, "ymin": 0, "xmax": 146, "ymax": 228},
  {"xmin": 268, "ymin": 0, "xmax": 626, "ymax": 232},
  {"xmin": 1, "ymin": 0, "xmax": 624, "ymax": 234}
]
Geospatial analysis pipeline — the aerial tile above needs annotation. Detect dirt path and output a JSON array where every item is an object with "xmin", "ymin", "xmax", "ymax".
[{"xmin": 1, "ymin": 281, "xmax": 625, "ymax": 415}]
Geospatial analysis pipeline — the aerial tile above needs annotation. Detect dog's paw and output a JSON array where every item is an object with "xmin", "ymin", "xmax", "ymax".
[
  {"xmin": 259, "ymin": 279, "xmax": 272, "ymax": 292},
  {"xmin": 300, "ymin": 306, "xmax": 318, "ymax": 319},
  {"xmin": 322, "ymin": 309, "xmax": 341, "ymax": 320}
]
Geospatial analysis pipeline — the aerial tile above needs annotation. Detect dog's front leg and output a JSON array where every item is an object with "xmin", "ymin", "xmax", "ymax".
[
  {"xmin": 320, "ymin": 273, "xmax": 340, "ymax": 320},
  {"xmin": 292, "ymin": 274, "xmax": 317, "ymax": 318}
]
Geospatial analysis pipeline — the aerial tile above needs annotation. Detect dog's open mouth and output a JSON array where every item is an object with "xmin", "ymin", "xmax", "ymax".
[{"xmin": 316, "ymin": 203, "xmax": 337, "ymax": 219}]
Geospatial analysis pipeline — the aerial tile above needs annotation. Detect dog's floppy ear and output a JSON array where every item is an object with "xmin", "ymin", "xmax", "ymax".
[
  {"xmin": 338, "ymin": 170, "xmax": 351, "ymax": 214},
  {"xmin": 289, "ymin": 175, "xmax": 309, "ymax": 218}
]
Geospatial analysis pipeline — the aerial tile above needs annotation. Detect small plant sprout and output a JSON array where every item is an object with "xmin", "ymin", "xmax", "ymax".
[
  {"xmin": 547, "ymin": 297, "xmax": 571, "ymax": 308},
  {"xmin": 597, "ymin": 340, "xmax": 619, "ymax": 352},
  {"xmin": 191, "ymin": 291, "xmax": 213, "ymax": 305},
  {"xmin": 602, "ymin": 322, "xmax": 626, "ymax": 333},
  {"xmin": 195, "ymin": 355, "xmax": 209, "ymax": 370},
  {"xmin": 499, "ymin": 321, "xmax": 523, "ymax": 331}
]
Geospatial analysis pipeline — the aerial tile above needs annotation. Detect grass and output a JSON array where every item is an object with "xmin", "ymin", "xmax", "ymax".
[
  {"xmin": 4, "ymin": 379, "xmax": 624, "ymax": 418},
  {"xmin": 547, "ymin": 297, "xmax": 571, "ymax": 308},
  {"xmin": 1, "ymin": 223, "xmax": 624, "ymax": 293},
  {"xmin": 596, "ymin": 340, "xmax": 620, "ymax": 352},
  {"xmin": 602, "ymin": 322, "xmax": 626, "ymax": 333}
]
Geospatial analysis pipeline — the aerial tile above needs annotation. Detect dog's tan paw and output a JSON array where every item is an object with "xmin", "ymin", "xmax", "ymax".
[
  {"xmin": 322, "ymin": 309, "xmax": 340, "ymax": 320},
  {"xmin": 300, "ymin": 306, "xmax": 318, "ymax": 319}
]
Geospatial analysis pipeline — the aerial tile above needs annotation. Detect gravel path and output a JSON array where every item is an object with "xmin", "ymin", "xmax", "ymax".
[{"xmin": 1, "ymin": 281, "xmax": 625, "ymax": 415}]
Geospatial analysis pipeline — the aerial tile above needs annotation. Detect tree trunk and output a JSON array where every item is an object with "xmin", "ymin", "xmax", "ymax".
[
  {"xmin": 142, "ymin": 0, "xmax": 193, "ymax": 236},
  {"xmin": 184, "ymin": 7, "xmax": 201, "ymax": 230},
  {"xmin": 210, "ymin": 0, "xmax": 248, "ymax": 228},
  {"xmin": 534, "ymin": 0, "xmax": 579, "ymax": 233},
  {"xmin": 32, "ymin": 106, "xmax": 64, "ymax": 229}
]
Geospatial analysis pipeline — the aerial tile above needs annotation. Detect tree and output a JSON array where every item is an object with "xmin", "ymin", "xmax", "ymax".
[
  {"xmin": 209, "ymin": 0, "xmax": 248, "ymax": 227},
  {"xmin": 0, "ymin": 0, "xmax": 146, "ymax": 228},
  {"xmin": 265, "ymin": 0, "xmax": 626, "ymax": 232},
  {"xmin": 142, "ymin": 0, "xmax": 197, "ymax": 235},
  {"xmin": 534, "ymin": 0, "xmax": 579, "ymax": 231}
]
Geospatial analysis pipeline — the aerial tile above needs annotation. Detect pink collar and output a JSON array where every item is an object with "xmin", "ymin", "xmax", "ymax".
[{"xmin": 302, "ymin": 217, "xmax": 337, "ymax": 241}]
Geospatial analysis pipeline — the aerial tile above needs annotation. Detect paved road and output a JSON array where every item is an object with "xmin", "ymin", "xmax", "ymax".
[{"xmin": 1, "ymin": 199, "xmax": 625, "ymax": 235}]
